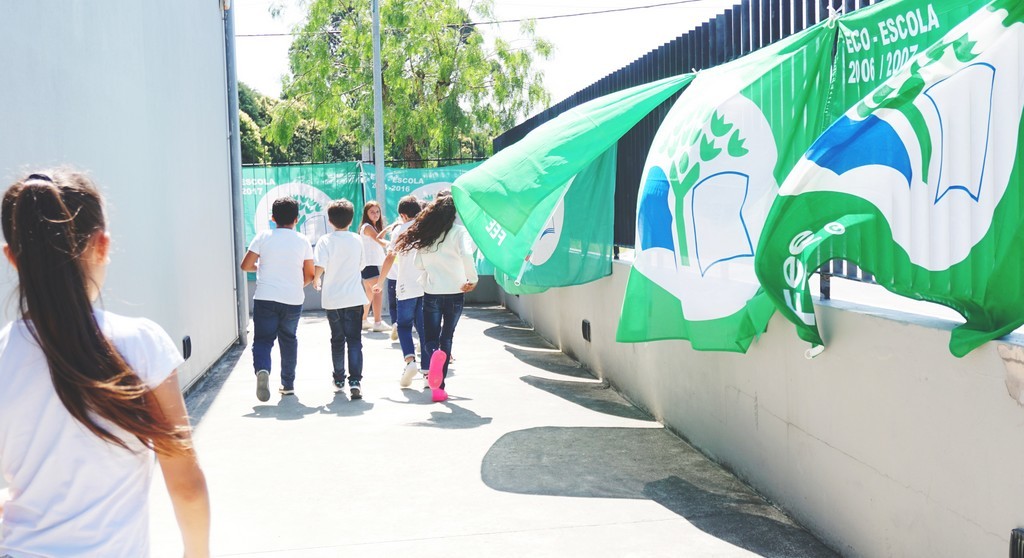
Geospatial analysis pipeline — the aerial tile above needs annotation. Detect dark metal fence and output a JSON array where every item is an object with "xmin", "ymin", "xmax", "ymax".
[{"xmin": 493, "ymin": 0, "xmax": 880, "ymax": 250}]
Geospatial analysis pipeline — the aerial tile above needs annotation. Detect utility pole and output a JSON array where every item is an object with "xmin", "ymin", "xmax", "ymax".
[{"xmin": 371, "ymin": 0, "xmax": 386, "ymax": 211}]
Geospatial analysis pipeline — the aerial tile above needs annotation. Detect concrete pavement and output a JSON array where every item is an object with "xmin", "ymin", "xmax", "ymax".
[{"xmin": 150, "ymin": 305, "xmax": 837, "ymax": 557}]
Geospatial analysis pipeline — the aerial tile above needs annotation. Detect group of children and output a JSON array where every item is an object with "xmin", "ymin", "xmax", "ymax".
[
  {"xmin": 242, "ymin": 191, "xmax": 478, "ymax": 404},
  {"xmin": 0, "ymin": 169, "xmax": 478, "ymax": 557}
]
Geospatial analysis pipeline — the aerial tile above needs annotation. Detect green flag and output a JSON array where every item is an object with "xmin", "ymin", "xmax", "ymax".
[
  {"xmin": 361, "ymin": 162, "xmax": 480, "ymax": 224},
  {"xmin": 241, "ymin": 162, "xmax": 364, "ymax": 246},
  {"xmin": 452, "ymin": 73, "xmax": 694, "ymax": 290},
  {"xmin": 826, "ymin": 0, "xmax": 993, "ymax": 125},
  {"xmin": 617, "ymin": 21, "xmax": 836, "ymax": 352},
  {"xmin": 755, "ymin": 0, "xmax": 1024, "ymax": 356},
  {"xmin": 491, "ymin": 147, "xmax": 617, "ymax": 294}
]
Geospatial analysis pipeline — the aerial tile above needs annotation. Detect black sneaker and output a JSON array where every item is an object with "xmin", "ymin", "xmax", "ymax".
[
  {"xmin": 256, "ymin": 369, "xmax": 270, "ymax": 402},
  {"xmin": 333, "ymin": 379, "xmax": 345, "ymax": 393},
  {"xmin": 278, "ymin": 386, "xmax": 295, "ymax": 396},
  {"xmin": 349, "ymin": 381, "xmax": 362, "ymax": 400}
]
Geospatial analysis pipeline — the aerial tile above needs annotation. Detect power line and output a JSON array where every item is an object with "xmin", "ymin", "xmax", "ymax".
[{"xmin": 236, "ymin": 0, "xmax": 718, "ymax": 37}]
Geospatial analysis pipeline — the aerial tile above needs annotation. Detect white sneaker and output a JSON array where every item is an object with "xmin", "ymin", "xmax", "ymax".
[
  {"xmin": 390, "ymin": 324, "xmax": 398, "ymax": 341},
  {"xmin": 372, "ymin": 321, "xmax": 388, "ymax": 332},
  {"xmin": 399, "ymin": 360, "xmax": 418, "ymax": 387},
  {"xmin": 362, "ymin": 320, "xmax": 373, "ymax": 330}
]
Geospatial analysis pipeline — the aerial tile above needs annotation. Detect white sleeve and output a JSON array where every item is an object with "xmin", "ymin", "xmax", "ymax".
[
  {"xmin": 120, "ymin": 319, "xmax": 185, "ymax": 390},
  {"xmin": 247, "ymin": 231, "xmax": 265, "ymax": 254},
  {"xmin": 314, "ymin": 238, "xmax": 328, "ymax": 267}
]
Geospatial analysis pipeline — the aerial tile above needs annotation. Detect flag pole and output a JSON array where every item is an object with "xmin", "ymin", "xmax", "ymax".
[{"xmin": 371, "ymin": 0, "xmax": 386, "ymax": 213}]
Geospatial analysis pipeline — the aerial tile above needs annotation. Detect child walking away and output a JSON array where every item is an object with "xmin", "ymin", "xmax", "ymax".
[
  {"xmin": 373, "ymin": 195, "xmax": 428, "ymax": 388},
  {"xmin": 313, "ymin": 199, "xmax": 368, "ymax": 400},
  {"xmin": 241, "ymin": 197, "xmax": 315, "ymax": 401},
  {"xmin": 394, "ymin": 191, "xmax": 477, "ymax": 402},
  {"xmin": 0, "ymin": 171, "xmax": 209, "ymax": 557},
  {"xmin": 359, "ymin": 201, "xmax": 389, "ymax": 332}
]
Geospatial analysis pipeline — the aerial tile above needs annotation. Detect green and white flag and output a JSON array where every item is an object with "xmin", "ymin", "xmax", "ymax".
[
  {"xmin": 617, "ymin": 22, "xmax": 836, "ymax": 352},
  {"xmin": 826, "ymin": 0, "xmax": 993, "ymax": 124},
  {"xmin": 362, "ymin": 162, "xmax": 480, "ymax": 224},
  {"xmin": 241, "ymin": 162, "xmax": 364, "ymax": 246},
  {"xmin": 755, "ymin": 0, "xmax": 1024, "ymax": 357},
  {"xmin": 491, "ymin": 147, "xmax": 616, "ymax": 294},
  {"xmin": 452, "ymin": 74, "xmax": 694, "ymax": 292}
]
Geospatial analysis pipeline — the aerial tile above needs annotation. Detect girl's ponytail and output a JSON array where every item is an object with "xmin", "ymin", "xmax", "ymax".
[{"xmin": 2, "ymin": 170, "xmax": 189, "ymax": 455}]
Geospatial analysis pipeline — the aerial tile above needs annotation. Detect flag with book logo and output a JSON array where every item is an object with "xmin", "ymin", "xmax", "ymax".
[
  {"xmin": 616, "ymin": 22, "xmax": 836, "ymax": 352},
  {"xmin": 755, "ymin": 0, "xmax": 1024, "ymax": 356}
]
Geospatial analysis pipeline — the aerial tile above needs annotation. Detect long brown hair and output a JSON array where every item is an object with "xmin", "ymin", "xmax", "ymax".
[
  {"xmin": 360, "ymin": 200, "xmax": 386, "ymax": 233},
  {"xmin": 1, "ymin": 170, "xmax": 189, "ymax": 455},
  {"xmin": 394, "ymin": 191, "xmax": 457, "ymax": 253}
]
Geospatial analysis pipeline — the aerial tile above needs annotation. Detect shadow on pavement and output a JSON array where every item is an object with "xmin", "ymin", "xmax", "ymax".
[
  {"xmin": 505, "ymin": 345, "xmax": 593, "ymax": 379},
  {"xmin": 521, "ymin": 375, "xmax": 654, "ymax": 421},
  {"xmin": 410, "ymin": 400, "xmax": 493, "ymax": 429},
  {"xmin": 185, "ymin": 343, "xmax": 245, "ymax": 426},
  {"xmin": 244, "ymin": 395, "xmax": 320, "ymax": 421},
  {"xmin": 483, "ymin": 324, "xmax": 556, "ymax": 351},
  {"xmin": 320, "ymin": 392, "xmax": 375, "ymax": 416},
  {"xmin": 482, "ymin": 426, "xmax": 837, "ymax": 558}
]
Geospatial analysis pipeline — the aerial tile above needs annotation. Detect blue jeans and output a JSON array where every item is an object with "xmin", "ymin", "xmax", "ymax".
[
  {"xmin": 327, "ymin": 305, "xmax": 363, "ymax": 384},
  {"xmin": 387, "ymin": 279, "xmax": 397, "ymax": 323},
  {"xmin": 396, "ymin": 296, "xmax": 427, "ymax": 365},
  {"xmin": 252, "ymin": 299, "xmax": 303, "ymax": 389},
  {"xmin": 422, "ymin": 293, "xmax": 464, "ymax": 389}
]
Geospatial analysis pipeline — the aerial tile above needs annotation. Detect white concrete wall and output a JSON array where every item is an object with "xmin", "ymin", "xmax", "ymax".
[
  {"xmin": 0, "ymin": 2, "xmax": 239, "ymax": 388},
  {"xmin": 502, "ymin": 261, "xmax": 1024, "ymax": 557}
]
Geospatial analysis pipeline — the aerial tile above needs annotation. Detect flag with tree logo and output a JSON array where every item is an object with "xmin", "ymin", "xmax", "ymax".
[
  {"xmin": 755, "ymin": 0, "xmax": 1024, "ymax": 357},
  {"xmin": 452, "ymin": 74, "xmax": 694, "ymax": 292},
  {"xmin": 616, "ymin": 22, "xmax": 836, "ymax": 352}
]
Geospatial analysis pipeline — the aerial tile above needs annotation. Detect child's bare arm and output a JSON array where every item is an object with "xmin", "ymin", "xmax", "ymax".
[
  {"xmin": 151, "ymin": 372, "xmax": 210, "ymax": 558},
  {"xmin": 240, "ymin": 251, "xmax": 259, "ymax": 272},
  {"xmin": 302, "ymin": 259, "xmax": 315, "ymax": 287},
  {"xmin": 313, "ymin": 266, "xmax": 325, "ymax": 291}
]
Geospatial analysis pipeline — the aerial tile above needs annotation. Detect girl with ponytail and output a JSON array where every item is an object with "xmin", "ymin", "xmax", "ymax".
[{"xmin": 0, "ymin": 170, "xmax": 209, "ymax": 557}]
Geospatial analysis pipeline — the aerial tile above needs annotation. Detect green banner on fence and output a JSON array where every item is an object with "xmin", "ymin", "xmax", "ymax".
[
  {"xmin": 362, "ymin": 163, "xmax": 481, "ymax": 225},
  {"xmin": 241, "ymin": 163, "xmax": 364, "ymax": 247}
]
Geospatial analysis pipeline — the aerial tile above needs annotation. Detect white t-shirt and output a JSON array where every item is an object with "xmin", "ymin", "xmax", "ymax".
[
  {"xmin": 0, "ymin": 310, "xmax": 184, "ymax": 558},
  {"xmin": 314, "ymin": 231, "xmax": 369, "ymax": 310},
  {"xmin": 359, "ymin": 223, "xmax": 386, "ymax": 267},
  {"xmin": 384, "ymin": 226, "xmax": 400, "ymax": 281},
  {"xmin": 248, "ymin": 228, "xmax": 313, "ymax": 306},
  {"xmin": 414, "ymin": 224, "xmax": 479, "ymax": 295},
  {"xmin": 388, "ymin": 221, "xmax": 424, "ymax": 301}
]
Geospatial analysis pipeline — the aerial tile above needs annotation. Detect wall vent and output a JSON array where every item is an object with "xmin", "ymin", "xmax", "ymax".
[{"xmin": 582, "ymin": 319, "xmax": 591, "ymax": 342}]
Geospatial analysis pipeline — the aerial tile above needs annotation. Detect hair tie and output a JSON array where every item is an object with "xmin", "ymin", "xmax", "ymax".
[{"xmin": 26, "ymin": 173, "xmax": 53, "ymax": 183}]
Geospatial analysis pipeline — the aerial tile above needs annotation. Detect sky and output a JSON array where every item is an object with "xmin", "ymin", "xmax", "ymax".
[{"xmin": 233, "ymin": 0, "xmax": 737, "ymax": 121}]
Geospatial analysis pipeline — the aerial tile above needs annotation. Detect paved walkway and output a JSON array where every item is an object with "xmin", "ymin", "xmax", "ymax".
[{"xmin": 150, "ymin": 306, "xmax": 837, "ymax": 557}]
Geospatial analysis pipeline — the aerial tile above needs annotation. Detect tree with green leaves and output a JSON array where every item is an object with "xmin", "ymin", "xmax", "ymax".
[
  {"xmin": 239, "ymin": 82, "xmax": 359, "ymax": 164},
  {"xmin": 269, "ymin": 0, "xmax": 551, "ymax": 166}
]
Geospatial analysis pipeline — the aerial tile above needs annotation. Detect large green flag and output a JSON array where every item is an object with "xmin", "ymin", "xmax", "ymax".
[
  {"xmin": 616, "ymin": 21, "xmax": 836, "ymax": 352},
  {"xmin": 491, "ymin": 147, "xmax": 617, "ymax": 294},
  {"xmin": 241, "ymin": 162, "xmax": 364, "ymax": 246},
  {"xmin": 755, "ymin": 0, "xmax": 1024, "ymax": 357},
  {"xmin": 826, "ymin": 0, "xmax": 993, "ymax": 124},
  {"xmin": 452, "ymin": 73, "xmax": 695, "ymax": 288}
]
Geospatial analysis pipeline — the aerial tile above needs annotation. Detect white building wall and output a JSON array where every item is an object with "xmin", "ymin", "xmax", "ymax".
[
  {"xmin": 0, "ymin": 2, "xmax": 240, "ymax": 387},
  {"xmin": 503, "ymin": 262, "xmax": 1024, "ymax": 557}
]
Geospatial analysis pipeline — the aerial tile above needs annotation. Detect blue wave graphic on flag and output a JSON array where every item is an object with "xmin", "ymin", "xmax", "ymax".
[
  {"xmin": 540, "ymin": 226, "xmax": 556, "ymax": 239},
  {"xmin": 638, "ymin": 166, "xmax": 675, "ymax": 252},
  {"xmin": 807, "ymin": 115, "xmax": 913, "ymax": 187}
]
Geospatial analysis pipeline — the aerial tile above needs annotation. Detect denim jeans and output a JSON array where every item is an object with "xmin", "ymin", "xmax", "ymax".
[
  {"xmin": 327, "ymin": 305, "xmax": 363, "ymax": 384},
  {"xmin": 422, "ymin": 293, "xmax": 464, "ymax": 389},
  {"xmin": 386, "ymin": 279, "xmax": 397, "ymax": 324},
  {"xmin": 396, "ymin": 296, "xmax": 427, "ymax": 365},
  {"xmin": 252, "ymin": 299, "xmax": 303, "ymax": 389}
]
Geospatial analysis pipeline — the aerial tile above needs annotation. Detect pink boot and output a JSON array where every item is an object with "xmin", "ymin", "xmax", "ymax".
[{"xmin": 428, "ymin": 350, "xmax": 447, "ymax": 402}]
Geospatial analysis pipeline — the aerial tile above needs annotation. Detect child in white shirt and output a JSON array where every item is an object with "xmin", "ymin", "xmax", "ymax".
[{"xmin": 313, "ymin": 199, "xmax": 369, "ymax": 399}]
